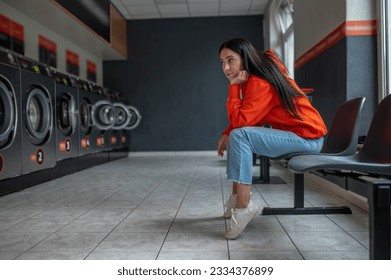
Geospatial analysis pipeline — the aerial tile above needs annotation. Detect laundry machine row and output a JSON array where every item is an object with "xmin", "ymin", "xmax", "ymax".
[
  {"xmin": 76, "ymin": 79, "xmax": 115, "ymax": 170},
  {"xmin": 0, "ymin": 48, "xmax": 142, "ymax": 197},
  {"xmin": 52, "ymin": 70, "xmax": 79, "ymax": 177}
]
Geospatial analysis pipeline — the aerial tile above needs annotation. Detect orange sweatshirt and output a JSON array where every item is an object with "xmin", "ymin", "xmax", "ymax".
[{"xmin": 223, "ymin": 74, "xmax": 327, "ymax": 138}]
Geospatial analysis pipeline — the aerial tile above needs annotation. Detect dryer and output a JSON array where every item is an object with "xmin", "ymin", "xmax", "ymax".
[
  {"xmin": 90, "ymin": 84, "xmax": 115, "ymax": 156},
  {"xmin": 76, "ymin": 79, "xmax": 94, "ymax": 159},
  {"xmin": 52, "ymin": 70, "xmax": 78, "ymax": 175},
  {"xmin": 17, "ymin": 55, "xmax": 56, "ymax": 179},
  {"xmin": 124, "ymin": 99, "xmax": 142, "ymax": 151},
  {"xmin": 106, "ymin": 88, "xmax": 127, "ymax": 157},
  {"xmin": 0, "ymin": 47, "xmax": 22, "ymax": 195},
  {"xmin": 77, "ymin": 79, "xmax": 114, "ymax": 169},
  {"xmin": 107, "ymin": 89, "xmax": 141, "ymax": 160}
]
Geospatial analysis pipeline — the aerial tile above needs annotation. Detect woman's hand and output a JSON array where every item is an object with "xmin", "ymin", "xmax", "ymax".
[
  {"xmin": 217, "ymin": 134, "xmax": 229, "ymax": 157},
  {"xmin": 229, "ymin": 70, "xmax": 249, "ymax": 85}
]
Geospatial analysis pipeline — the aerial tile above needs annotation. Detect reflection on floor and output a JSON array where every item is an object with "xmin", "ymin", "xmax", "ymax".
[{"xmin": 0, "ymin": 152, "xmax": 369, "ymax": 260}]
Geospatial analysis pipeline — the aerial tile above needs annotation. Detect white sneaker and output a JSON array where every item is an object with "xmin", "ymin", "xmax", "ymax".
[
  {"xmin": 223, "ymin": 193, "xmax": 237, "ymax": 218},
  {"xmin": 223, "ymin": 192, "xmax": 252, "ymax": 218},
  {"xmin": 225, "ymin": 201, "xmax": 258, "ymax": 240}
]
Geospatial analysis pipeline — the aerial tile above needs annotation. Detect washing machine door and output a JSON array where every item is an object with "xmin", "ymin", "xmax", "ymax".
[
  {"xmin": 0, "ymin": 77, "xmax": 16, "ymax": 147},
  {"xmin": 79, "ymin": 98, "xmax": 92, "ymax": 134},
  {"xmin": 91, "ymin": 100, "xmax": 115, "ymax": 130},
  {"xmin": 112, "ymin": 102, "xmax": 131, "ymax": 130},
  {"xmin": 58, "ymin": 92, "xmax": 77, "ymax": 136},
  {"xmin": 125, "ymin": 105, "xmax": 141, "ymax": 130},
  {"xmin": 25, "ymin": 86, "xmax": 52, "ymax": 144}
]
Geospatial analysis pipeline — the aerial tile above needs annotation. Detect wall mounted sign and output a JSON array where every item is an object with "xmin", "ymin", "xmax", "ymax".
[
  {"xmin": 39, "ymin": 35, "xmax": 57, "ymax": 67},
  {"xmin": 86, "ymin": 60, "xmax": 97, "ymax": 82},
  {"xmin": 11, "ymin": 20, "xmax": 24, "ymax": 55},
  {"xmin": 66, "ymin": 49, "xmax": 79, "ymax": 76},
  {"xmin": 0, "ymin": 14, "xmax": 24, "ymax": 54},
  {"xmin": 0, "ymin": 14, "xmax": 11, "ymax": 50}
]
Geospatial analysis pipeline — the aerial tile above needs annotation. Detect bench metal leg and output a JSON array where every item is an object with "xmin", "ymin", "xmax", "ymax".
[
  {"xmin": 252, "ymin": 156, "xmax": 285, "ymax": 184},
  {"xmin": 252, "ymin": 153, "xmax": 259, "ymax": 166},
  {"xmin": 368, "ymin": 183, "xmax": 391, "ymax": 260},
  {"xmin": 294, "ymin": 173, "xmax": 304, "ymax": 208},
  {"xmin": 262, "ymin": 173, "xmax": 352, "ymax": 215}
]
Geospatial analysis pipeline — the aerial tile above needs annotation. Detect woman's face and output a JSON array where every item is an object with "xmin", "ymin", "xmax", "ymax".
[{"xmin": 219, "ymin": 48, "xmax": 243, "ymax": 81}]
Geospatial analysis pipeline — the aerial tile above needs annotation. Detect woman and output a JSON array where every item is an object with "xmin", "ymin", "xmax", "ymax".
[{"xmin": 217, "ymin": 38, "xmax": 327, "ymax": 239}]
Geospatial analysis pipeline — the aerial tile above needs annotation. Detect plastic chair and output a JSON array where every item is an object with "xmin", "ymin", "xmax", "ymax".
[
  {"xmin": 288, "ymin": 94, "xmax": 391, "ymax": 259},
  {"xmin": 262, "ymin": 97, "xmax": 366, "ymax": 215}
]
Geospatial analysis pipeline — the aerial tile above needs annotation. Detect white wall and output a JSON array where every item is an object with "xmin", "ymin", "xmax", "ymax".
[
  {"xmin": 294, "ymin": 0, "xmax": 346, "ymax": 59},
  {"xmin": 0, "ymin": 1, "xmax": 103, "ymax": 84},
  {"xmin": 294, "ymin": 0, "xmax": 376, "ymax": 59},
  {"xmin": 346, "ymin": 0, "xmax": 376, "ymax": 20}
]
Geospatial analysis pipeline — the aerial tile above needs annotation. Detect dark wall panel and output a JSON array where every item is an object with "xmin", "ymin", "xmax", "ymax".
[
  {"xmin": 346, "ymin": 36, "xmax": 377, "ymax": 135},
  {"xmin": 295, "ymin": 35, "xmax": 377, "ymax": 136},
  {"xmin": 104, "ymin": 16, "xmax": 263, "ymax": 151},
  {"xmin": 295, "ymin": 40, "xmax": 348, "ymax": 129}
]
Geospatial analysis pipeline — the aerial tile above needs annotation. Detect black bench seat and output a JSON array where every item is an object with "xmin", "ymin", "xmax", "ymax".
[{"xmin": 288, "ymin": 94, "xmax": 391, "ymax": 260}]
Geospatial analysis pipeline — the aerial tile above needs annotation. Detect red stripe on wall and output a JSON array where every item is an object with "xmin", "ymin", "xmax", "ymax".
[{"xmin": 295, "ymin": 20, "xmax": 377, "ymax": 70}]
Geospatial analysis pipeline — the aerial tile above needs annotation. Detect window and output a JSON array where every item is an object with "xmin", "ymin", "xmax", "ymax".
[
  {"xmin": 264, "ymin": 0, "xmax": 294, "ymax": 76},
  {"xmin": 378, "ymin": 0, "xmax": 391, "ymax": 99},
  {"xmin": 277, "ymin": 0, "xmax": 294, "ymax": 76}
]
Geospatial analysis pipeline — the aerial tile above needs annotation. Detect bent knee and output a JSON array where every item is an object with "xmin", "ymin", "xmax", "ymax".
[{"xmin": 229, "ymin": 128, "xmax": 246, "ymax": 142}]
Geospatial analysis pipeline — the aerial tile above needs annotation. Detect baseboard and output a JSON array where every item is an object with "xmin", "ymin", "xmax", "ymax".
[{"xmin": 305, "ymin": 173, "xmax": 368, "ymax": 212}]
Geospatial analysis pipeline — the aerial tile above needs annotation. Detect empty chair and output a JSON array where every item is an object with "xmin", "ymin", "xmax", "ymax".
[
  {"xmin": 262, "ymin": 97, "xmax": 366, "ymax": 215},
  {"xmin": 288, "ymin": 94, "xmax": 391, "ymax": 259}
]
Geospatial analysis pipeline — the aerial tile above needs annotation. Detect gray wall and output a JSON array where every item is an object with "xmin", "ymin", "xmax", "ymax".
[
  {"xmin": 295, "ymin": 36, "xmax": 377, "ymax": 136},
  {"xmin": 104, "ymin": 16, "xmax": 263, "ymax": 151}
]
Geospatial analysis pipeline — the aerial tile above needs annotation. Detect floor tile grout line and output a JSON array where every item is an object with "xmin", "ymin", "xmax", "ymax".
[
  {"xmin": 11, "ymin": 204, "xmax": 102, "ymax": 259},
  {"xmin": 9, "ymin": 157, "xmax": 176, "ymax": 259},
  {"xmin": 218, "ymin": 157, "xmax": 231, "ymax": 260},
  {"xmin": 0, "ymin": 154, "xmax": 371, "ymax": 260},
  {"xmin": 323, "ymin": 214, "xmax": 369, "ymax": 250},
  {"xmin": 84, "ymin": 155, "xmax": 201, "ymax": 260},
  {"xmin": 154, "ymin": 155, "xmax": 205, "ymax": 260},
  {"xmin": 7, "ymin": 163, "xmax": 136, "ymax": 260}
]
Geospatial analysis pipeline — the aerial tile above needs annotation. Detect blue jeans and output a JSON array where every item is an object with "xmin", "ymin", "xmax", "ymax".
[{"xmin": 227, "ymin": 127, "xmax": 324, "ymax": 185}]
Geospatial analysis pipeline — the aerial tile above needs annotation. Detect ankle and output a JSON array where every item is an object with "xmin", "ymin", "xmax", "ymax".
[{"xmin": 235, "ymin": 201, "xmax": 249, "ymax": 209}]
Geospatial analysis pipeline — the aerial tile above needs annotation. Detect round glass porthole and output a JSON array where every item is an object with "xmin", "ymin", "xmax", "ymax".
[
  {"xmin": 0, "ymin": 78, "xmax": 16, "ymax": 147},
  {"xmin": 126, "ymin": 105, "xmax": 141, "ymax": 130},
  {"xmin": 112, "ymin": 103, "xmax": 130, "ymax": 130},
  {"xmin": 58, "ymin": 92, "xmax": 76, "ymax": 136},
  {"xmin": 80, "ymin": 98, "xmax": 92, "ymax": 133},
  {"xmin": 25, "ymin": 86, "xmax": 52, "ymax": 141},
  {"xmin": 92, "ymin": 100, "xmax": 115, "ymax": 131}
]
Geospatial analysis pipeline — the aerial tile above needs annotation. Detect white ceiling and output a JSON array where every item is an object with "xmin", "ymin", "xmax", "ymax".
[{"xmin": 111, "ymin": 0, "xmax": 270, "ymax": 20}]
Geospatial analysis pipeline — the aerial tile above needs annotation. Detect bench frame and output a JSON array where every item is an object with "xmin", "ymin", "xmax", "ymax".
[{"xmin": 361, "ymin": 176, "xmax": 391, "ymax": 260}]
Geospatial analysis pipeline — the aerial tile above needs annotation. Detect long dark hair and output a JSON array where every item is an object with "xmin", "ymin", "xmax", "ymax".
[{"xmin": 219, "ymin": 38, "xmax": 305, "ymax": 120}]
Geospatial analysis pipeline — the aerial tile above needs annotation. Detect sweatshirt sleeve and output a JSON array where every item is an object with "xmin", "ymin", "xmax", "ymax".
[
  {"xmin": 222, "ymin": 123, "xmax": 233, "ymax": 136},
  {"xmin": 226, "ymin": 77, "xmax": 275, "ymax": 130}
]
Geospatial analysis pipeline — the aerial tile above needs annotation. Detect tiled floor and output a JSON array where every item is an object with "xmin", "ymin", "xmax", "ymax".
[{"xmin": 0, "ymin": 152, "xmax": 369, "ymax": 260}]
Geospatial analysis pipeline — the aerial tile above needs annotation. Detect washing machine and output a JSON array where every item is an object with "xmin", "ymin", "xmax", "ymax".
[
  {"xmin": 124, "ymin": 100, "xmax": 142, "ymax": 151},
  {"xmin": 106, "ymin": 88, "xmax": 127, "ymax": 158},
  {"xmin": 77, "ymin": 79, "xmax": 114, "ymax": 169},
  {"xmin": 17, "ymin": 55, "xmax": 56, "ymax": 184},
  {"xmin": 76, "ymin": 78, "xmax": 94, "ymax": 170},
  {"xmin": 107, "ymin": 89, "xmax": 141, "ymax": 160},
  {"xmin": 0, "ymin": 47, "xmax": 22, "ymax": 195},
  {"xmin": 52, "ymin": 70, "xmax": 78, "ymax": 176},
  {"xmin": 91, "ymin": 84, "xmax": 115, "ymax": 156}
]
